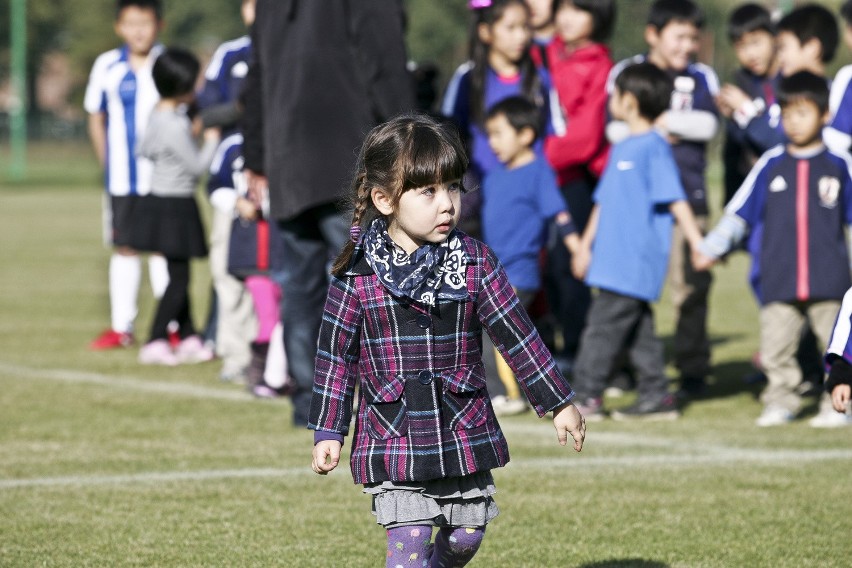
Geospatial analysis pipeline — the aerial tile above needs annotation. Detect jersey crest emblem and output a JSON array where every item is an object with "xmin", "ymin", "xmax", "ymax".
[{"xmin": 818, "ymin": 176, "xmax": 840, "ymax": 208}]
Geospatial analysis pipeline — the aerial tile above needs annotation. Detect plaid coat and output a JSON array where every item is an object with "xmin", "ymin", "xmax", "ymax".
[{"xmin": 308, "ymin": 232, "xmax": 575, "ymax": 485}]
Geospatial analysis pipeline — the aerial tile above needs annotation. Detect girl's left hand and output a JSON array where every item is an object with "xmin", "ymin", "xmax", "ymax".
[{"xmin": 553, "ymin": 403, "xmax": 585, "ymax": 452}]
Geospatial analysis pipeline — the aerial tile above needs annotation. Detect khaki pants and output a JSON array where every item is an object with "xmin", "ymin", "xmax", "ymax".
[
  {"xmin": 209, "ymin": 208, "xmax": 256, "ymax": 374},
  {"xmin": 667, "ymin": 216, "xmax": 713, "ymax": 379},
  {"xmin": 759, "ymin": 300, "xmax": 839, "ymax": 413}
]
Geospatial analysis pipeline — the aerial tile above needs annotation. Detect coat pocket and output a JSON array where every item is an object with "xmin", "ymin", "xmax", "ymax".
[
  {"xmin": 441, "ymin": 365, "xmax": 489, "ymax": 430},
  {"xmin": 363, "ymin": 373, "xmax": 409, "ymax": 440}
]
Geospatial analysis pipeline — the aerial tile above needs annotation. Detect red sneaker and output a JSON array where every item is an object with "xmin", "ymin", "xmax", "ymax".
[{"xmin": 89, "ymin": 329, "xmax": 134, "ymax": 350}]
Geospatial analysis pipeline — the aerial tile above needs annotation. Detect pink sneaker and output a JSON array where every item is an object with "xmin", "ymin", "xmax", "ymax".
[
  {"xmin": 175, "ymin": 335, "xmax": 215, "ymax": 364},
  {"xmin": 138, "ymin": 339, "xmax": 179, "ymax": 366}
]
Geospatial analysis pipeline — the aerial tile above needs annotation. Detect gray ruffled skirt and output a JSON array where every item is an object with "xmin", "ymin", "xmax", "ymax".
[{"xmin": 363, "ymin": 470, "xmax": 499, "ymax": 528}]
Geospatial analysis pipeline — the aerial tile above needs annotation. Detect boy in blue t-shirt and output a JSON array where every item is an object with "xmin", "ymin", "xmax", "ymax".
[
  {"xmin": 84, "ymin": 0, "xmax": 167, "ymax": 350},
  {"xmin": 605, "ymin": 0, "xmax": 718, "ymax": 397},
  {"xmin": 697, "ymin": 72, "xmax": 852, "ymax": 429},
  {"xmin": 571, "ymin": 62, "xmax": 705, "ymax": 422},
  {"xmin": 481, "ymin": 95, "xmax": 579, "ymax": 416}
]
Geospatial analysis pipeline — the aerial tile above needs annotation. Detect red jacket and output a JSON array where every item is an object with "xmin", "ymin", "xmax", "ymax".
[{"xmin": 544, "ymin": 40, "xmax": 612, "ymax": 185}]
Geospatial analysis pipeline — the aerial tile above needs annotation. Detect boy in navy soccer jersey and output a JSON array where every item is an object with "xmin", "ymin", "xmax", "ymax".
[
  {"xmin": 717, "ymin": 3, "xmax": 779, "ymax": 205},
  {"xmin": 605, "ymin": 0, "xmax": 718, "ymax": 397},
  {"xmin": 84, "ymin": 0, "xmax": 169, "ymax": 350},
  {"xmin": 198, "ymin": 0, "xmax": 257, "ymax": 382},
  {"xmin": 697, "ymin": 72, "xmax": 852, "ymax": 428},
  {"xmin": 571, "ymin": 63, "xmax": 705, "ymax": 422}
]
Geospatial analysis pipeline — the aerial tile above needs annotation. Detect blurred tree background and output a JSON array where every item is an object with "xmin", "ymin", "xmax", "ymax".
[{"xmin": 0, "ymin": 0, "xmax": 848, "ymax": 138}]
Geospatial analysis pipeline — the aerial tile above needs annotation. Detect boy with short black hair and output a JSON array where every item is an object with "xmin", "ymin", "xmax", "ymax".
[
  {"xmin": 718, "ymin": 3, "xmax": 779, "ymax": 204},
  {"xmin": 84, "ymin": 0, "xmax": 167, "ymax": 350},
  {"xmin": 824, "ymin": 1, "xmax": 852, "ymax": 154},
  {"xmin": 571, "ymin": 62, "xmax": 705, "ymax": 421},
  {"xmin": 482, "ymin": 95, "xmax": 579, "ymax": 415},
  {"xmin": 696, "ymin": 71, "xmax": 852, "ymax": 428},
  {"xmin": 605, "ymin": 0, "xmax": 718, "ymax": 397}
]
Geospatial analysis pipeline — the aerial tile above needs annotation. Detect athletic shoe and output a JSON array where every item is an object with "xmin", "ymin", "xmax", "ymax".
[
  {"xmin": 138, "ymin": 339, "xmax": 179, "ymax": 366},
  {"xmin": 755, "ymin": 406, "xmax": 794, "ymax": 427},
  {"xmin": 677, "ymin": 375, "xmax": 707, "ymax": 399},
  {"xmin": 573, "ymin": 397, "xmax": 606, "ymax": 422},
  {"xmin": 808, "ymin": 409, "xmax": 852, "ymax": 428},
  {"xmin": 611, "ymin": 394, "xmax": 680, "ymax": 421},
  {"xmin": 175, "ymin": 335, "xmax": 215, "ymax": 364},
  {"xmin": 89, "ymin": 329, "xmax": 134, "ymax": 350},
  {"xmin": 491, "ymin": 395, "xmax": 530, "ymax": 417}
]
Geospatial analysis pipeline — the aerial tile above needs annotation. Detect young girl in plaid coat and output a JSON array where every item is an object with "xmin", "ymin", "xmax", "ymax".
[{"xmin": 309, "ymin": 113, "xmax": 585, "ymax": 567}]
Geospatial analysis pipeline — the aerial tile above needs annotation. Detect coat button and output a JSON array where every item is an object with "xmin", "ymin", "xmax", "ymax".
[
  {"xmin": 416, "ymin": 314, "xmax": 432, "ymax": 329},
  {"xmin": 418, "ymin": 370, "xmax": 433, "ymax": 385}
]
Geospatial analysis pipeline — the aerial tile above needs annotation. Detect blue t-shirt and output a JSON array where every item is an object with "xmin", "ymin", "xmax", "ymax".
[
  {"xmin": 608, "ymin": 55, "xmax": 719, "ymax": 215},
  {"xmin": 481, "ymin": 157, "xmax": 567, "ymax": 290},
  {"xmin": 587, "ymin": 130, "xmax": 686, "ymax": 301}
]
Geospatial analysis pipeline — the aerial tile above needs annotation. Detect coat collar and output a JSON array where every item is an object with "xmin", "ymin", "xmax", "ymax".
[{"xmin": 344, "ymin": 229, "xmax": 480, "ymax": 277}]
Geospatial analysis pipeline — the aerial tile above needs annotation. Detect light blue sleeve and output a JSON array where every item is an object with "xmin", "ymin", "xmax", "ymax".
[{"xmin": 648, "ymin": 135, "xmax": 686, "ymax": 205}]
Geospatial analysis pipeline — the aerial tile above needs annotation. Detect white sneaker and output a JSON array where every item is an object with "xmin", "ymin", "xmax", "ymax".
[
  {"xmin": 491, "ymin": 395, "xmax": 529, "ymax": 417},
  {"xmin": 808, "ymin": 409, "xmax": 852, "ymax": 428},
  {"xmin": 755, "ymin": 406, "xmax": 794, "ymax": 427}
]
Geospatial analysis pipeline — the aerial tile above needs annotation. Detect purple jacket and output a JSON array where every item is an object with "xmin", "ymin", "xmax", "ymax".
[{"xmin": 308, "ymin": 232, "xmax": 574, "ymax": 485}]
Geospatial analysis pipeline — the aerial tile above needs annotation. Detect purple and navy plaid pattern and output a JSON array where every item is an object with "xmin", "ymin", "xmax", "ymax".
[{"xmin": 309, "ymin": 232, "xmax": 575, "ymax": 485}]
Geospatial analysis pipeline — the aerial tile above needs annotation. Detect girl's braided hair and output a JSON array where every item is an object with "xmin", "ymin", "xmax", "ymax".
[{"xmin": 331, "ymin": 113, "xmax": 469, "ymax": 276}]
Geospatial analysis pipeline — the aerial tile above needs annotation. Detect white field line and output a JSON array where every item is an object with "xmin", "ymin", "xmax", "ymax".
[
  {"xmin": 0, "ymin": 361, "xmax": 255, "ymax": 402},
  {"xmin": 3, "ymin": 448, "xmax": 852, "ymax": 490}
]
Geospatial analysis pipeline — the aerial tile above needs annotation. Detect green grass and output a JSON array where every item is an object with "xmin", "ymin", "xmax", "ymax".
[{"xmin": 1, "ymin": 143, "xmax": 851, "ymax": 567}]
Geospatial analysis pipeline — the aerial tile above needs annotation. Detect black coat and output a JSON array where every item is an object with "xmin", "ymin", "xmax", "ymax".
[{"xmin": 241, "ymin": 0, "xmax": 415, "ymax": 221}]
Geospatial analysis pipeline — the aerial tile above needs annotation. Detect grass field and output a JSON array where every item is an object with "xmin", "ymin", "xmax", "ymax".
[{"xmin": 1, "ymin": 143, "xmax": 851, "ymax": 567}]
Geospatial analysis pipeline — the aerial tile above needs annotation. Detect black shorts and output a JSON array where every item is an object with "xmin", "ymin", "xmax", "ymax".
[{"xmin": 109, "ymin": 195, "xmax": 141, "ymax": 247}]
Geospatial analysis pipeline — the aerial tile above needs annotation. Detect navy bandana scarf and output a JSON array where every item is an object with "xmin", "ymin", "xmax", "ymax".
[{"xmin": 360, "ymin": 218, "xmax": 468, "ymax": 306}]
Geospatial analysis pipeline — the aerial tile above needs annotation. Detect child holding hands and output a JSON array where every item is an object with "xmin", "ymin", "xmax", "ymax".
[
  {"xmin": 309, "ymin": 113, "xmax": 584, "ymax": 568},
  {"xmin": 696, "ymin": 72, "xmax": 852, "ymax": 428},
  {"xmin": 571, "ymin": 62, "xmax": 706, "ymax": 421}
]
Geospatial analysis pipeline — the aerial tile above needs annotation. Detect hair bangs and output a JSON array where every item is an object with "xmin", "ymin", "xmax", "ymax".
[{"xmin": 399, "ymin": 124, "xmax": 468, "ymax": 191}]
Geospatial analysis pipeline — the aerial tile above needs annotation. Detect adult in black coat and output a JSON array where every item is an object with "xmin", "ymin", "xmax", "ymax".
[{"xmin": 241, "ymin": 0, "xmax": 415, "ymax": 426}]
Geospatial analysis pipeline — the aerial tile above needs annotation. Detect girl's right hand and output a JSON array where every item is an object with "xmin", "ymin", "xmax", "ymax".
[{"xmin": 312, "ymin": 440, "xmax": 342, "ymax": 475}]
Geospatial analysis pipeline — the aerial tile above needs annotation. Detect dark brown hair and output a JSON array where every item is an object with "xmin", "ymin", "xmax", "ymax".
[{"xmin": 331, "ymin": 113, "xmax": 469, "ymax": 276}]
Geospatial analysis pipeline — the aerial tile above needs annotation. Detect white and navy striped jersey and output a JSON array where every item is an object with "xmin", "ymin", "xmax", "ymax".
[{"xmin": 84, "ymin": 45, "xmax": 162, "ymax": 196}]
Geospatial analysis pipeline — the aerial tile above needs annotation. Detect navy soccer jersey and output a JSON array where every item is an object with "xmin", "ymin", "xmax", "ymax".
[
  {"xmin": 826, "ymin": 65, "xmax": 852, "ymax": 154},
  {"xmin": 197, "ymin": 36, "xmax": 251, "ymax": 137},
  {"xmin": 208, "ymin": 133, "xmax": 245, "ymax": 196},
  {"xmin": 607, "ymin": 55, "xmax": 719, "ymax": 215},
  {"xmin": 727, "ymin": 145, "xmax": 852, "ymax": 304}
]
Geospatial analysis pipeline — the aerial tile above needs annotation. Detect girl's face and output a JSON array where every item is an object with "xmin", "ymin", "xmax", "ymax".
[
  {"xmin": 375, "ymin": 180, "xmax": 462, "ymax": 253},
  {"xmin": 480, "ymin": 4, "xmax": 532, "ymax": 65},
  {"xmin": 555, "ymin": 3, "xmax": 594, "ymax": 47}
]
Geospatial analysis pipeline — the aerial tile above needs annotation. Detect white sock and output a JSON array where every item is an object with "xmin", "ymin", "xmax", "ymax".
[
  {"xmin": 110, "ymin": 253, "xmax": 141, "ymax": 333},
  {"xmin": 148, "ymin": 254, "xmax": 170, "ymax": 299}
]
